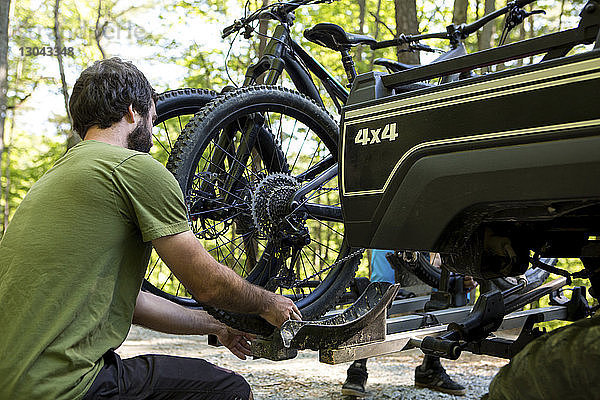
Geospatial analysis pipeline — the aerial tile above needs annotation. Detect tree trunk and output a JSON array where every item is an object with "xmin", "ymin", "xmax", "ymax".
[
  {"xmin": 2, "ymin": 110, "xmax": 12, "ymax": 233},
  {"xmin": 54, "ymin": 0, "xmax": 80, "ymax": 148},
  {"xmin": 0, "ymin": 0, "xmax": 10, "ymax": 179},
  {"xmin": 452, "ymin": 0, "xmax": 469, "ymax": 25},
  {"xmin": 516, "ymin": 14, "xmax": 527, "ymax": 66},
  {"xmin": 255, "ymin": 0, "xmax": 269, "ymax": 84},
  {"xmin": 478, "ymin": 0, "xmax": 495, "ymax": 50},
  {"xmin": 95, "ymin": 0, "xmax": 107, "ymax": 58},
  {"xmin": 394, "ymin": 0, "xmax": 420, "ymax": 64},
  {"xmin": 355, "ymin": 0, "xmax": 366, "ymax": 64},
  {"xmin": 474, "ymin": 0, "xmax": 481, "ymax": 45},
  {"xmin": 528, "ymin": 4, "xmax": 535, "ymax": 64},
  {"xmin": 368, "ymin": 0, "xmax": 383, "ymax": 68},
  {"xmin": 558, "ymin": 0, "xmax": 566, "ymax": 30}
]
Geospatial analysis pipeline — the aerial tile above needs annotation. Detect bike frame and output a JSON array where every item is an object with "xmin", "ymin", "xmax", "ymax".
[
  {"xmin": 205, "ymin": 0, "xmax": 557, "ymax": 227},
  {"xmin": 242, "ymin": 24, "xmax": 350, "ymax": 111}
]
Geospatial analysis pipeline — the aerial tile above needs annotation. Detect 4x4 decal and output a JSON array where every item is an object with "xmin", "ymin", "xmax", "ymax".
[{"xmin": 354, "ymin": 122, "xmax": 398, "ymax": 145}]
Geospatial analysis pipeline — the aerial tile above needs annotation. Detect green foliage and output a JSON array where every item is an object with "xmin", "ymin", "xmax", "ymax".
[
  {"xmin": 0, "ymin": 133, "xmax": 64, "ymax": 231},
  {"xmin": 532, "ymin": 258, "xmax": 597, "ymax": 332},
  {"xmin": 6, "ymin": 0, "xmax": 600, "ymax": 309}
]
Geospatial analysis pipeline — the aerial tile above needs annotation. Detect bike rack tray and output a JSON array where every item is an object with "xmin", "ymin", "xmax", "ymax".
[
  {"xmin": 252, "ymin": 282, "xmax": 400, "ymax": 360},
  {"xmin": 319, "ymin": 305, "xmax": 568, "ymax": 364}
]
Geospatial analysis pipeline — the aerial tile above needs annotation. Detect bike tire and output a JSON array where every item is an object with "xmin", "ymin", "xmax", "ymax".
[
  {"xmin": 143, "ymin": 88, "xmax": 218, "ymax": 307},
  {"xmin": 396, "ymin": 252, "xmax": 551, "ymax": 294},
  {"xmin": 167, "ymin": 86, "xmax": 361, "ymax": 334}
]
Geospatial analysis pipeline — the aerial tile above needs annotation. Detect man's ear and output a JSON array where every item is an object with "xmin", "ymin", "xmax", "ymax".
[{"xmin": 124, "ymin": 104, "xmax": 136, "ymax": 124}]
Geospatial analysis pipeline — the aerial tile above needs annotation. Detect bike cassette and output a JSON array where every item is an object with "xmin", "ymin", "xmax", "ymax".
[{"xmin": 251, "ymin": 173, "xmax": 300, "ymax": 237}]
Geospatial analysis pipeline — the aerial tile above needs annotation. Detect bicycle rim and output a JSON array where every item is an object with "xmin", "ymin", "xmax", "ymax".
[{"xmin": 168, "ymin": 86, "xmax": 360, "ymax": 320}]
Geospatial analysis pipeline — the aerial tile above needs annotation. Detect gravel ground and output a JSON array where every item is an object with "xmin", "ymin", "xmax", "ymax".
[{"xmin": 117, "ymin": 326, "xmax": 508, "ymax": 399}]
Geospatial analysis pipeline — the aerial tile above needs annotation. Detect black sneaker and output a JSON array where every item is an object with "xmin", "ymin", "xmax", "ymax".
[
  {"xmin": 415, "ymin": 364, "xmax": 466, "ymax": 396},
  {"xmin": 342, "ymin": 361, "xmax": 368, "ymax": 397}
]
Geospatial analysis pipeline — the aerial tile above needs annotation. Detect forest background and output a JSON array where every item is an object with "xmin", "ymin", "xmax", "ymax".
[{"xmin": 0, "ymin": 0, "xmax": 593, "ymax": 305}]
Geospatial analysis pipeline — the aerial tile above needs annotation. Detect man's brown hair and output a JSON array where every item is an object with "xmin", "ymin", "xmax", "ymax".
[{"xmin": 69, "ymin": 57, "xmax": 157, "ymax": 139}]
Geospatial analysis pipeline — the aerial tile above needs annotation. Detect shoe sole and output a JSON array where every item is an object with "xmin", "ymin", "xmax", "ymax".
[
  {"xmin": 415, "ymin": 382, "xmax": 467, "ymax": 396},
  {"xmin": 341, "ymin": 387, "xmax": 368, "ymax": 397}
]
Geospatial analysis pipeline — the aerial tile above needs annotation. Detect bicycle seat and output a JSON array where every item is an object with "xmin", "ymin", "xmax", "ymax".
[
  {"xmin": 304, "ymin": 23, "xmax": 377, "ymax": 51},
  {"xmin": 374, "ymin": 58, "xmax": 420, "ymax": 72}
]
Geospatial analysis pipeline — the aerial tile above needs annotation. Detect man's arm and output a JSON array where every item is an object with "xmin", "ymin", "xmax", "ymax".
[
  {"xmin": 133, "ymin": 289, "xmax": 224, "ymax": 335},
  {"xmin": 152, "ymin": 230, "xmax": 301, "ymax": 328},
  {"xmin": 132, "ymin": 290, "xmax": 254, "ymax": 359}
]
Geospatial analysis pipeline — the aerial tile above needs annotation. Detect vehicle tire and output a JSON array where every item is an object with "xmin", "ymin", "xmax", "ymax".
[
  {"xmin": 143, "ymin": 88, "xmax": 218, "ymax": 307},
  {"xmin": 167, "ymin": 86, "xmax": 361, "ymax": 334}
]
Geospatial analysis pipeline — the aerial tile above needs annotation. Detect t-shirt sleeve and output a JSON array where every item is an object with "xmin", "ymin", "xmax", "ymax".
[{"xmin": 112, "ymin": 154, "xmax": 190, "ymax": 242}]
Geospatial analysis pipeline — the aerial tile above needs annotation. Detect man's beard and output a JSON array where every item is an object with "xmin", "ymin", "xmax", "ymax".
[{"xmin": 127, "ymin": 118, "xmax": 153, "ymax": 153}]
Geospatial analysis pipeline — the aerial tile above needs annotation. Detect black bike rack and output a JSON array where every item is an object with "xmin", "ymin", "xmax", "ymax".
[
  {"xmin": 249, "ymin": 277, "xmax": 593, "ymax": 364},
  {"xmin": 251, "ymin": 282, "xmax": 400, "ymax": 360}
]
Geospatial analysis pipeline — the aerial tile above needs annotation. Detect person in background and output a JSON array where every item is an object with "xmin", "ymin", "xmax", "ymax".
[{"xmin": 342, "ymin": 249, "xmax": 477, "ymax": 397}]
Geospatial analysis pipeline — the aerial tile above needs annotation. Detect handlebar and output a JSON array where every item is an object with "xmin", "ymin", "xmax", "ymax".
[
  {"xmin": 369, "ymin": 0, "xmax": 538, "ymax": 50},
  {"xmin": 222, "ymin": 0, "xmax": 334, "ymax": 39},
  {"xmin": 461, "ymin": 0, "xmax": 537, "ymax": 37},
  {"xmin": 222, "ymin": 22, "xmax": 241, "ymax": 38}
]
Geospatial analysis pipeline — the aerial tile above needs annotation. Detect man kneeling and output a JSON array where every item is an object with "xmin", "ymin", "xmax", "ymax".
[{"xmin": 0, "ymin": 58, "xmax": 301, "ymax": 400}]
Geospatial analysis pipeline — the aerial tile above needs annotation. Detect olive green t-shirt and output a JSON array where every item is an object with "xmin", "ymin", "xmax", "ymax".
[{"xmin": 0, "ymin": 140, "xmax": 190, "ymax": 399}]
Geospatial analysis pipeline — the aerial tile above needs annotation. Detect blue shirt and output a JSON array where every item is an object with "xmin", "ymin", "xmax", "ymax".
[{"xmin": 370, "ymin": 249, "xmax": 395, "ymax": 283}]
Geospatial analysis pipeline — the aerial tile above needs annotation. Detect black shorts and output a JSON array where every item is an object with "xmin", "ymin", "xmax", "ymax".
[{"xmin": 82, "ymin": 351, "xmax": 251, "ymax": 400}]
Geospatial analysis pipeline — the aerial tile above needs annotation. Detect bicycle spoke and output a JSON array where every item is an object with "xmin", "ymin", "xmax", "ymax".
[
  {"xmin": 192, "ymin": 172, "xmax": 246, "ymax": 204},
  {"xmin": 207, "ymin": 228, "xmax": 252, "ymax": 254},
  {"xmin": 307, "ymin": 238, "xmax": 341, "ymax": 258},
  {"xmin": 308, "ymin": 217, "xmax": 345, "ymax": 237},
  {"xmin": 188, "ymin": 205, "xmax": 240, "ymax": 217},
  {"xmin": 193, "ymin": 211, "xmax": 244, "ymax": 237},
  {"xmin": 218, "ymin": 231, "xmax": 256, "ymax": 276},
  {"xmin": 305, "ymin": 141, "xmax": 322, "ymax": 174},
  {"xmin": 152, "ymin": 132, "xmax": 170, "ymax": 154},
  {"xmin": 198, "ymin": 147, "xmax": 258, "ymax": 192},
  {"xmin": 159, "ymin": 271, "xmax": 175, "ymax": 291},
  {"xmin": 291, "ymin": 125, "xmax": 311, "ymax": 173}
]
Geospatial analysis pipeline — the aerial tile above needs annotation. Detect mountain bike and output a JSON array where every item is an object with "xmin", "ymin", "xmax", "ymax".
[{"xmin": 154, "ymin": 0, "xmax": 565, "ymax": 334}]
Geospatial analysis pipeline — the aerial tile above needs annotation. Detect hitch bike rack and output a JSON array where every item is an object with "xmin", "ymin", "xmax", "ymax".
[{"xmin": 250, "ymin": 277, "xmax": 593, "ymax": 364}]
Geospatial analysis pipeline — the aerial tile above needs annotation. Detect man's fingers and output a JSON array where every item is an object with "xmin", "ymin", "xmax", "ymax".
[
  {"xmin": 292, "ymin": 304, "xmax": 302, "ymax": 320},
  {"xmin": 238, "ymin": 338, "xmax": 252, "ymax": 351},
  {"xmin": 290, "ymin": 309, "xmax": 302, "ymax": 321},
  {"xmin": 239, "ymin": 346, "xmax": 252, "ymax": 356},
  {"xmin": 232, "ymin": 348, "xmax": 246, "ymax": 360},
  {"xmin": 236, "ymin": 342, "xmax": 251, "ymax": 354},
  {"xmin": 229, "ymin": 339, "xmax": 251, "ymax": 360}
]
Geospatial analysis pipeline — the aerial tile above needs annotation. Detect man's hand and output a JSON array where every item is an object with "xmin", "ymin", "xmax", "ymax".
[
  {"xmin": 216, "ymin": 326, "xmax": 255, "ymax": 360},
  {"xmin": 260, "ymin": 294, "xmax": 302, "ymax": 328},
  {"xmin": 154, "ymin": 232, "xmax": 303, "ymax": 320}
]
